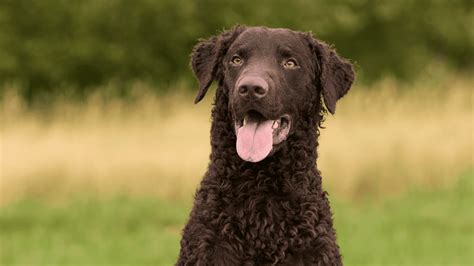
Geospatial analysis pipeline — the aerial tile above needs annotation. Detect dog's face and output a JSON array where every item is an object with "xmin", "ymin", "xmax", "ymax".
[{"xmin": 191, "ymin": 26, "xmax": 354, "ymax": 163}]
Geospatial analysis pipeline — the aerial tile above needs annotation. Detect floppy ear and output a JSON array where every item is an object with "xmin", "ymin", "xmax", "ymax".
[
  {"xmin": 191, "ymin": 26, "xmax": 246, "ymax": 104},
  {"xmin": 306, "ymin": 34, "xmax": 355, "ymax": 114}
]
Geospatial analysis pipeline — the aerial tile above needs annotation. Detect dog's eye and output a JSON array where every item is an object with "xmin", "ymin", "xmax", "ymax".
[
  {"xmin": 231, "ymin": 56, "xmax": 243, "ymax": 66},
  {"xmin": 283, "ymin": 59, "xmax": 298, "ymax": 69}
]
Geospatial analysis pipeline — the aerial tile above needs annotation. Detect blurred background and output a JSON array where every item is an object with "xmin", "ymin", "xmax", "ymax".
[{"xmin": 0, "ymin": 0, "xmax": 473, "ymax": 265}]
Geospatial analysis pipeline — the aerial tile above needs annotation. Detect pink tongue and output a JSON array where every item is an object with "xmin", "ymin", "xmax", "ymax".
[{"xmin": 236, "ymin": 119, "xmax": 274, "ymax": 162}]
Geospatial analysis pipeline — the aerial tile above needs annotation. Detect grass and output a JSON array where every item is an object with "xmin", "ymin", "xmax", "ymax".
[
  {"xmin": 0, "ymin": 77, "xmax": 473, "ymax": 264},
  {"xmin": 1, "ymin": 77, "xmax": 473, "ymax": 203},
  {"xmin": 335, "ymin": 170, "xmax": 474, "ymax": 265},
  {"xmin": 1, "ymin": 170, "xmax": 472, "ymax": 266},
  {"xmin": 0, "ymin": 196, "xmax": 189, "ymax": 266}
]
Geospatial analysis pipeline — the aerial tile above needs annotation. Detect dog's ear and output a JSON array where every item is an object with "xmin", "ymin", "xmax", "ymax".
[
  {"xmin": 304, "ymin": 33, "xmax": 355, "ymax": 114},
  {"xmin": 191, "ymin": 26, "xmax": 246, "ymax": 104}
]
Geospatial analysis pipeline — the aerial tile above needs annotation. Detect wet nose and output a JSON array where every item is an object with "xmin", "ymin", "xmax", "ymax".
[{"xmin": 237, "ymin": 77, "xmax": 269, "ymax": 99}]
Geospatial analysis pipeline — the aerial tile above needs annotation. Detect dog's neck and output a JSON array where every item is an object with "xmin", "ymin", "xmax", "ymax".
[{"xmin": 206, "ymin": 85, "xmax": 324, "ymax": 194}]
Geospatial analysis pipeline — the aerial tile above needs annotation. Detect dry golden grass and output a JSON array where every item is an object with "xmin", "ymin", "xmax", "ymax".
[
  {"xmin": 1, "ymin": 78, "xmax": 473, "ymax": 203},
  {"xmin": 319, "ymin": 78, "xmax": 473, "ymax": 198}
]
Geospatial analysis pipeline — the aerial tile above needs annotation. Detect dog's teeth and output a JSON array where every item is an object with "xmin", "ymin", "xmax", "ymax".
[
  {"xmin": 272, "ymin": 120, "xmax": 280, "ymax": 129},
  {"xmin": 243, "ymin": 117, "xmax": 247, "ymax": 126}
]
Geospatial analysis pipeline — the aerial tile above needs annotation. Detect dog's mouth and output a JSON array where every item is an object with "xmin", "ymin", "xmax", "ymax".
[{"xmin": 234, "ymin": 110, "xmax": 292, "ymax": 163}]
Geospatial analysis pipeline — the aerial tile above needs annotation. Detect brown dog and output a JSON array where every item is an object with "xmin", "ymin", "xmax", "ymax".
[{"xmin": 177, "ymin": 26, "xmax": 354, "ymax": 265}]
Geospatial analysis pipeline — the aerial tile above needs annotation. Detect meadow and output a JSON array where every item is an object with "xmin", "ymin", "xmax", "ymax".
[
  {"xmin": 1, "ymin": 171, "xmax": 472, "ymax": 265},
  {"xmin": 1, "ymin": 76, "xmax": 473, "ymax": 265}
]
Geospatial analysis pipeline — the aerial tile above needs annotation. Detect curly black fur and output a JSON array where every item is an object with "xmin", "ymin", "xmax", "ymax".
[{"xmin": 177, "ymin": 26, "xmax": 354, "ymax": 266}]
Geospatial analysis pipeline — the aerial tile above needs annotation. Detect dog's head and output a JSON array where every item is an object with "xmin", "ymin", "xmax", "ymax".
[{"xmin": 191, "ymin": 26, "xmax": 354, "ymax": 163}]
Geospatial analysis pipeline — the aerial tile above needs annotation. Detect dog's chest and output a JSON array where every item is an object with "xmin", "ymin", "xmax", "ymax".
[{"xmin": 217, "ymin": 194, "xmax": 320, "ymax": 260}]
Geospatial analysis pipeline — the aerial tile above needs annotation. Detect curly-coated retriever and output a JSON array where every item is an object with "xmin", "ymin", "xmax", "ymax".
[{"xmin": 177, "ymin": 26, "xmax": 354, "ymax": 265}]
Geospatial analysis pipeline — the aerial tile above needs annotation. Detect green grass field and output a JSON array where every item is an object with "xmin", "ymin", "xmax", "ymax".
[
  {"xmin": 1, "ymin": 170, "xmax": 472, "ymax": 266},
  {"xmin": 1, "ymin": 79, "xmax": 472, "ymax": 265}
]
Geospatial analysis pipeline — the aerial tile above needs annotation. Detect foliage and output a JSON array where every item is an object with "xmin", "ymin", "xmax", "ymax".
[{"xmin": 0, "ymin": 0, "xmax": 472, "ymax": 100}]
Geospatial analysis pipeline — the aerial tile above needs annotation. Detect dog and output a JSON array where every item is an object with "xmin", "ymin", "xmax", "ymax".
[{"xmin": 177, "ymin": 26, "xmax": 354, "ymax": 265}]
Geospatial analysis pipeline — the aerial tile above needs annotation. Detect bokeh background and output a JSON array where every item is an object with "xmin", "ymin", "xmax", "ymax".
[{"xmin": 1, "ymin": 0, "xmax": 473, "ymax": 265}]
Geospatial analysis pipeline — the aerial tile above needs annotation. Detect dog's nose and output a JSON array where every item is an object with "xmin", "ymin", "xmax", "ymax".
[{"xmin": 237, "ymin": 77, "xmax": 268, "ymax": 99}]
